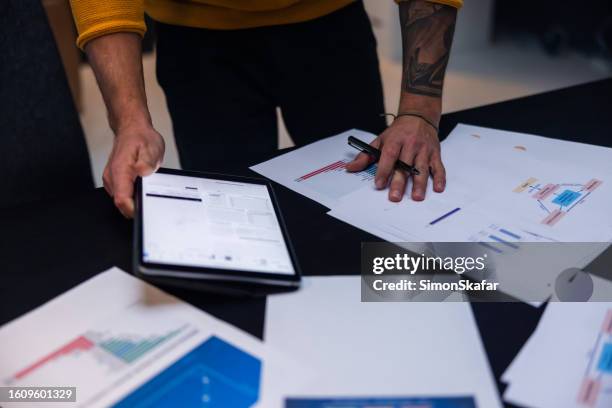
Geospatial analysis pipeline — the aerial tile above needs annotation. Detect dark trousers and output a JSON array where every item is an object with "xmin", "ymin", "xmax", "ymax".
[{"xmin": 155, "ymin": 0, "xmax": 386, "ymax": 172}]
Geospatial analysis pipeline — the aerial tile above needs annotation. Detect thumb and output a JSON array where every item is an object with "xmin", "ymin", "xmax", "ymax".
[
  {"xmin": 111, "ymin": 161, "xmax": 137, "ymax": 218},
  {"xmin": 345, "ymin": 137, "xmax": 380, "ymax": 172},
  {"xmin": 345, "ymin": 151, "xmax": 374, "ymax": 172}
]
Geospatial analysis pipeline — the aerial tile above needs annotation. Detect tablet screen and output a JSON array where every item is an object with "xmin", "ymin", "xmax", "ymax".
[{"xmin": 141, "ymin": 172, "xmax": 295, "ymax": 275}]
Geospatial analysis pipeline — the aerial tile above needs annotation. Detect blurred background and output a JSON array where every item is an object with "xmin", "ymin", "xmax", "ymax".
[{"xmin": 43, "ymin": 0, "xmax": 612, "ymax": 187}]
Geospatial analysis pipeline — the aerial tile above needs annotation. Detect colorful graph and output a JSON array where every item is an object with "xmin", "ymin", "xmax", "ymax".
[
  {"xmin": 295, "ymin": 160, "xmax": 376, "ymax": 183},
  {"xmin": 114, "ymin": 336, "xmax": 261, "ymax": 408},
  {"xmin": 90, "ymin": 327, "xmax": 184, "ymax": 364},
  {"xmin": 513, "ymin": 177, "xmax": 603, "ymax": 227},
  {"xmin": 578, "ymin": 310, "xmax": 612, "ymax": 407},
  {"xmin": 293, "ymin": 160, "xmax": 378, "ymax": 200},
  {"xmin": 5, "ymin": 307, "xmax": 191, "ymax": 386},
  {"xmin": 7, "ymin": 326, "xmax": 187, "ymax": 384}
]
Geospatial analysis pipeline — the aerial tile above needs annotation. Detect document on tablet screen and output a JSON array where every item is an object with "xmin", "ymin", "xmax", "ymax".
[{"xmin": 141, "ymin": 172, "xmax": 295, "ymax": 275}]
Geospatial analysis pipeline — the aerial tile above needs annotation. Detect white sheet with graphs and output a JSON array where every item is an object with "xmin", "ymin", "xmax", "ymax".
[
  {"xmin": 252, "ymin": 125, "xmax": 612, "ymax": 243},
  {"xmin": 251, "ymin": 125, "xmax": 612, "ymax": 303},
  {"xmin": 0, "ymin": 268, "xmax": 306, "ymax": 407},
  {"xmin": 502, "ymin": 297, "xmax": 612, "ymax": 408}
]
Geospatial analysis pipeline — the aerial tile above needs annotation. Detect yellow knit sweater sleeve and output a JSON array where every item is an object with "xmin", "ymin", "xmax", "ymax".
[
  {"xmin": 69, "ymin": 0, "xmax": 146, "ymax": 50},
  {"xmin": 429, "ymin": 0, "xmax": 463, "ymax": 8},
  {"xmin": 69, "ymin": 0, "xmax": 462, "ymax": 50}
]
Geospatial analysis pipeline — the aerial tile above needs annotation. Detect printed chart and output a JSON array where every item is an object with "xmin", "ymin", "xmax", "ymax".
[
  {"xmin": 578, "ymin": 310, "xmax": 612, "ymax": 407},
  {"xmin": 5, "ymin": 316, "xmax": 190, "ymax": 386},
  {"xmin": 295, "ymin": 160, "xmax": 377, "ymax": 200},
  {"xmin": 468, "ymin": 223, "xmax": 559, "ymax": 253},
  {"xmin": 471, "ymin": 225, "xmax": 524, "ymax": 254},
  {"xmin": 114, "ymin": 336, "xmax": 261, "ymax": 408},
  {"xmin": 512, "ymin": 177, "xmax": 603, "ymax": 227},
  {"xmin": 0, "ymin": 269, "xmax": 273, "ymax": 408},
  {"xmin": 443, "ymin": 173, "xmax": 612, "ymax": 243},
  {"xmin": 4, "ymin": 306, "xmax": 198, "ymax": 407}
]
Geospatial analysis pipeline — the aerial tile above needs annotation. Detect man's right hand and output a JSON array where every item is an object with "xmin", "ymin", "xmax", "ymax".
[
  {"xmin": 102, "ymin": 125, "xmax": 165, "ymax": 218},
  {"xmin": 83, "ymin": 32, "xmax": 159, "ymax": 218}
]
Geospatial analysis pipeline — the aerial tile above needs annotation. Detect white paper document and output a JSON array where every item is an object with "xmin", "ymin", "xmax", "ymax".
[
  {"xmin": 0, "ymin": 268, "xmax": 301, "ymax": 407},
  {"xmin": 502, "ymin": 296, "xmax": 612, "ymax": 408},
  {"xmin": 265, "ymin": 276, "xmax": 502, "ymax": 407}
]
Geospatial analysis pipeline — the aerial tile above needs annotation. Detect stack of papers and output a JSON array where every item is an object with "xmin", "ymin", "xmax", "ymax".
[{"xmin": 251, "ymin": 125, "xmax": 612, "ymax": 303}]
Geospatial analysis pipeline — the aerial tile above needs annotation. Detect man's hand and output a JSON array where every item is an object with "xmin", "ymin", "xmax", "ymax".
[
  {"xmin": 346, "ymin": 115, "xmax": 445, "ymax": 202},
  {"xmin": 84, "ymin": 33, "xmax": 158, "ymax": 217},
  {"xmin": 347, "ymin": 0, "xmax": 456, "ymax": 202},
  {"xmin": 103, "ymin": 125, "xmax": 165, "ymax": 218}
]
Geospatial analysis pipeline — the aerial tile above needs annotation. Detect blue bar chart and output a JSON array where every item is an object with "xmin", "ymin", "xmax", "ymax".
[{"xmin": 114, "ymin": 336, "xmax": 261, "ymax": 408}]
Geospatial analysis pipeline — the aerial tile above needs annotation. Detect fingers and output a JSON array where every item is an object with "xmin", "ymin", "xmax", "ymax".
[
  {"xmin": 375, "ymin": 140, "xmax": 402, "ymax": 189},
  {"xmin": 388, "ymin": 170, "xmax": 407, "ymax": 202},
  {"xmin": 388, "ymin": 147, "xmax": 417, "ymax": 202},
  {"xmin": 353, "ymin": 117, "xmax": 445, "ymax": 202},
  {"xmin": 430, "ymin": 150, "xmax": 446, "ymax": 193},
  {"xmin": 104, "ymin": 131, "xmax": 164, "ymax": 218},
  {"xmin": 111, "ymin": 147, "xmax": 161, "ymax": 218},
  {"xmin": 345, "ymin": 138, "xmax": 380, "ymax": 172},
  {"xmin": 411, "ymin": 152, "xmax": 430, "ymax": 201}
]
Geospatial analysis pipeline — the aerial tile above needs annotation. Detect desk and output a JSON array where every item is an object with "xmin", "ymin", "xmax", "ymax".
[{"xmin": 2, "ymin": 78, "xmax": 611, "ymax": 407}]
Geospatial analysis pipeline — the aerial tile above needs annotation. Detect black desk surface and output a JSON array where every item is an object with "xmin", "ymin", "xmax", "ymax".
[{"xmin": 2, "ymin": 78, "xmax": 611, "ymax": 407}]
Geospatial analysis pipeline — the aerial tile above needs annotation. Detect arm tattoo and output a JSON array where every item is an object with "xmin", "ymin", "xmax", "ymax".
[{"xmin": 399, "ymin": 0, "xmax": 457, "ymax": 98}]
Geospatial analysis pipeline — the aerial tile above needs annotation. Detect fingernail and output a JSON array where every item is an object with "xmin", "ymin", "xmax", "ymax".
[
  {"xmin": 436, "ymin": 182, "xmax": 444, "ymax": 190},
  {"xmin": 391, "ymin": 190, "xmax": 401, "ymax": 200},
  {"xmin": 375, "ymin": 178, "xmax": 383, "ymax": 189}
]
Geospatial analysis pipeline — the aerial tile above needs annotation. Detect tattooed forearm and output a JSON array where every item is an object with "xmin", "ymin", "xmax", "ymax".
[{"xmin": 399, "ymin": 0, "xmax": 457, "ymax": 98}]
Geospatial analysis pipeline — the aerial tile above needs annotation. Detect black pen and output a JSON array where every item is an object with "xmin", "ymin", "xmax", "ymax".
[{"xmin": 348, "ymin": 135, "xmax": 420, "ymax": 176}]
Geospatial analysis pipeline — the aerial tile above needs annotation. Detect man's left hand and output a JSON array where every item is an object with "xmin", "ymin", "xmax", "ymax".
[{"xmin": 345, "ymin": 115, "xmax": 446, "ymax": 202}]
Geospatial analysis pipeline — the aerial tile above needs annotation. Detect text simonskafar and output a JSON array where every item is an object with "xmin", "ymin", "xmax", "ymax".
[{"xmin": 371, "ymin": 279, "xmax": 499, "ymax": 292}]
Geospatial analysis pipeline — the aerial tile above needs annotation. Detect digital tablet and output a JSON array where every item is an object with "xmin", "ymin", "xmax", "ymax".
[{"xmin": 134, "ymin": 168, "xmax": 301, "ymax": 292}]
